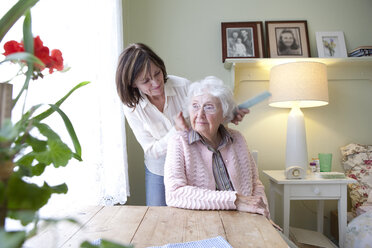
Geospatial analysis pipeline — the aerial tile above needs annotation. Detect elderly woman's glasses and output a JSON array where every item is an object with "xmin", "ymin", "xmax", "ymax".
[{"xmin": 191, "ymin": 103, "xmax": 217, "ymax": 114}]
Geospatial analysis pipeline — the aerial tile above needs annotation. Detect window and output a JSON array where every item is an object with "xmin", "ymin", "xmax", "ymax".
[{"xmin": 0, "ymin": 0, "xmax": 128, "ymax": 217}]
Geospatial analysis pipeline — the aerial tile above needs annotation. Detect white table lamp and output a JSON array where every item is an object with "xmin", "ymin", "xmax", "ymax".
[{"xmin": 269, "ymin": 62, "xmax": 329, "ymax": 179}]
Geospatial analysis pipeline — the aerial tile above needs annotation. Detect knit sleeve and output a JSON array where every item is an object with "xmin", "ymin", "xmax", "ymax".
[
  {"xmin": 232, "ymin": 130, "xmax": 270, "ymax": 218},
  {"xmin": 164, "ymin": 133, "xmax": 237, "ymax": 210}
]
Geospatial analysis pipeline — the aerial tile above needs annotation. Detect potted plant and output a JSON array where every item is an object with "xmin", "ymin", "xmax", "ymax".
[
  {"xmin": 1, "ymin": 1, "xmax": 132, "ymax": 247},
  {"xmin": 0, "ymin": 0, "xmax": 89, "ymax": 246}
]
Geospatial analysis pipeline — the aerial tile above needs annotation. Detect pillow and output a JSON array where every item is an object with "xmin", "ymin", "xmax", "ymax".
[
  {"xmin": 340, "ymin": 143, "xmax": 372, "ymax": 215},
  {"xmin": 345, "ymin": 211, "xmax": 372, "ymax": 248},
  {"xmin": 356, "ymin": 191, "xmax": 372, "ymax": 216}
]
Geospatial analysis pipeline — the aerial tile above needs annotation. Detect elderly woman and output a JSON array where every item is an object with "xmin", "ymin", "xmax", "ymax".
[{"xmin": 164, "ymin": 76, "xmax": 269, "ymax": 217}]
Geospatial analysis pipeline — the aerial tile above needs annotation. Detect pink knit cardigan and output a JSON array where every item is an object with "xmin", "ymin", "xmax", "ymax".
[{"xmin": 164, "ymin": 128, "xmax": 269, "ymax": 215}]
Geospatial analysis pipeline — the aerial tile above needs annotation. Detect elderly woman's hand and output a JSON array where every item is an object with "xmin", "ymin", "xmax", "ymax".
[
  {"xmin": 235, "ymin": 194, "xmax": 269, "ymax": 218},
  {"xmin": 231, "ymin": 108, "xmax": 250, "ymax": 125},
  {"xmin": 174, "ymin": 111, "xmax": 190, "ymax": 131}
]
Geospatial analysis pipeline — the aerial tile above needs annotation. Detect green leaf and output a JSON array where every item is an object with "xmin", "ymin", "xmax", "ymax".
[
  {"xmin": 6, "ymin": 176, "xmax": 50, "ymax": 211},
  {"xmin": 80, "ymin": 239, "xmax": 134, "ymax": 248},
  {"xmin": 34, "ymin": 123, "xmax": 72, "ymax": 167},
  {"xmin": 14, "ymin": 164, "xmax": 32, "ymax": 177},
  {"xmin": 15, "ymin": 152, "xmax": 35, "ymax": 166},
  {"xmin": 48, "ymin": 139, "xmax": 72, "ymax": 167},
  {"xmin": 49, "ymin": 104, "xmax": 82, "ymax": 159},
  {"xmin": 6, "ymin": 176, "xmax": 67, "ymax": 213},
  {"xmin": 7, "ymin": 210, "xmax": 36, "ymax": 226},
  {"xmin": 80, "ymin": 241, "xmax": 98, "ymax": 248},
  {"xmin": 25, "ymin": 135, "xmax": 47, "ymax": 152},
  {"xmin": 12, "ymin": 104, "xmax": 42, "ymax": 139},
  {"xmin": 50, "ymin": 183, "xmax": 68, "ymax": 194},
  {"xmin": 0, "ymin": 52, "xmax": 44, "ymax": 67},
  {"xmin": 30, "ymin": 162, "xmax": 47, "ymax": 176},
  {"xmin": 34, "ymin": 122, "xmax": 58, "ymax": 140},
  {"xmin": 23, "ymin": 10, "xmax": 33, "ymax": 55},
  {"xmin": 72, "ymin": 152, "xmax": 82, "ymax": 161},
  {"xmin": 33, "ymin": 150, "xmax": 52, "ymax": 166},
  {"xmin": 0, "ymin": 0, "xmax": 39, "ymax": 43},
  {"xmin": 12, "ymin": 9, "xmax": 34, "ymax": 109},
  {"xmin": 15, "ymin": 153, "xmax": 47, "ymax": 176},
  {"xmin": 0, "ymin": 229, "xmax": 26, "ymax": 248},
  {"xmin": 32, "ymin": 81, "xmax": 91, "ymax": 122},
  {"xmin": 38, "ymin": 217, "xmax": 79, "ymax": 226}
]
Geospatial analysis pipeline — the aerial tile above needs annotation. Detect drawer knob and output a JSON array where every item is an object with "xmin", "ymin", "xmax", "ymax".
[{"xmin": 314, "ymin": 187, "xmax": 320, "ymax": 195}]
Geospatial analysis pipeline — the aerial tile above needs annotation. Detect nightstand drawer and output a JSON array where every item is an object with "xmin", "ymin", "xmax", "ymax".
[{"xmin": 290, "ymin": 184, "xmax": 340, "ymax": 198}]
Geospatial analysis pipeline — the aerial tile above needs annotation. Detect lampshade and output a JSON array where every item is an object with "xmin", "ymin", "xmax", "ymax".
[
  {"xmin": 269, "ymin": 62, "xmax": 329, "ymax": 108},
  {"xmin": 268, "ymin": 61, "xmax": 329, "ymax": 179}
]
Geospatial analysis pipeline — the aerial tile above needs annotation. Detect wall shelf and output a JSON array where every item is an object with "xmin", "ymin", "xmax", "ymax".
[{"xmin": 224, "ymin": 57, "xmax": 372, "ymax": 89}]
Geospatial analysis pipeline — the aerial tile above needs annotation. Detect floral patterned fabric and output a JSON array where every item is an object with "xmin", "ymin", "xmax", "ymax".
[
  {"xmin": 357, "ymin": 203, "xmax": 372, "ymax": 216},
  {"xmin": 340, "ymin": 143, "xmax": 372, "ymax": 215},
  {"xmin": 345, "ymin": 211, "xmax": 372, "ymax": 248}
]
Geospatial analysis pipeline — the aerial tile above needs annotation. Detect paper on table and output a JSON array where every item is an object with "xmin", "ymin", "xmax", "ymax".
[{"xmin": 148, "ymin": 236, "xmax": 233, "ymax": 248}]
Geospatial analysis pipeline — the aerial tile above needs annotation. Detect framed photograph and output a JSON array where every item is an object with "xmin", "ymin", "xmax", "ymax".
[
  {"xmin": 265, "ymin": 20, "xmax": 310, "ymax": 58},
  {"xmin": 221, "ymin": 22, "xmax": 264, "ymax": 62},
  {"xmin": 315, "ymin": 31, "xmax": 347, "ymax": 58}
]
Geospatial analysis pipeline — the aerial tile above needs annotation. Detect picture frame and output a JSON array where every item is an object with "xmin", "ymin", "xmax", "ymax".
[
  {"xmin": 315, "ymin": 31, "xmax": 348, "ymax": 58},
  {"xmin": 221, "ymin": 22, "xmax": 264, "ymax": 62},
  {"xmin": 265, "ymin": 20, "xmax": 310, "ymax": 58}
]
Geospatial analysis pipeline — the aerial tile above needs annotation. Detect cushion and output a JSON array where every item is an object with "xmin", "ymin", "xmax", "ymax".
[
  {"xmin": 340, "ymin": 143, "xmax": 372, "ymax": 215},
  {"xmin": 345, "ymin": 211, "xmax": 372, "ymax": 248}
]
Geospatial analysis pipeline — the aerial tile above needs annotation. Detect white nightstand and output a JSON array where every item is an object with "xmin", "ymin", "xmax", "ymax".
[{"xmin": 263, "ymin": 170, "xmax": 356, "ymax": 248}]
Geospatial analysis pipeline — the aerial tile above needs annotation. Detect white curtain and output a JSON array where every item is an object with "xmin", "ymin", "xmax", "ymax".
[{"xmin": 0, "ymin": 0, "xmax": 129, "ymax": 215}]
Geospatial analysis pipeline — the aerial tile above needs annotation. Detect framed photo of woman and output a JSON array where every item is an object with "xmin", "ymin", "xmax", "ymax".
[
  {"xmin": 265, "ymin": 20, "xmax": 310, "ymax": 58},
  {"xmin": 221, "ymin": 22, "xmax": 264, "ymax": 62}
]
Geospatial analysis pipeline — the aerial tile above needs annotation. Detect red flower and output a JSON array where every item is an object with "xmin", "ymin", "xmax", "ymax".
[
  {"xmin": 2, "ymin": 36, "xmax": 64, "ymax": 76},
  {"xmin": 48, "ymin": 49, "xmax": 64, "ymax": 73},
  {"xmin": 3, "ymin": 40, "xmax": 24, "ymax": 56},
  {"xmin": 33, "ymin": 36, "xmax": 52, "ymax": 67}
]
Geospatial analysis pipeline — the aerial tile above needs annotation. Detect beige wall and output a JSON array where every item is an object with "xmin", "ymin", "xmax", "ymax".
[{"xmin": 122, "ymin": 0, "xmax": 372, "ymax": 237}]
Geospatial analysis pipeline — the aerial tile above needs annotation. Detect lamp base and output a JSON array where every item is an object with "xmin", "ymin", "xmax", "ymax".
[
  {"xmin": 285, "ymin": 106, "xmax": 308, "ymax": 178},
  {"xmin": 285, "ymin": 166, "xmax": 306, "ymax": 179}
]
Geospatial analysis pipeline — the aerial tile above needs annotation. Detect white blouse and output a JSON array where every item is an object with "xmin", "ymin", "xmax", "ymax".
[{"xmin": 123, "ymin": 75, "xmax": 191, "ymax": 176}]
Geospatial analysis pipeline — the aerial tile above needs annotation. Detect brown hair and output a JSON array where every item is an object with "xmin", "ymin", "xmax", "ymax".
[{"xmin": 115, "ymin": 43, "xmax": 167, "ymax": 108}]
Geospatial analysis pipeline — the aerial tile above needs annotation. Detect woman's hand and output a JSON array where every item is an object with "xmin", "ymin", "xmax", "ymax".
[
  {"xmin": 235, "ymin": 194, "xmax": 269, "ymax": 218},
  {"xmin": 231, "ymin": 108, "xmax": 250, "ymax": 125},
  {"xmin": 174, "ymin": 111, "xmax": 189, "ymax": 131}
]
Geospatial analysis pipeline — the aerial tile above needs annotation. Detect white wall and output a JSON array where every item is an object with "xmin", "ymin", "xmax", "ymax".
[{"xmin": 122, "ymin": 0, "xmax": 372, "ymax": 238}]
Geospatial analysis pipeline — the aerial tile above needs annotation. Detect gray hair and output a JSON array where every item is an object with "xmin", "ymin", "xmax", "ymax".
[{"xmin": 186, "ymin": 76, "xmax": 237, "ymax": 124}]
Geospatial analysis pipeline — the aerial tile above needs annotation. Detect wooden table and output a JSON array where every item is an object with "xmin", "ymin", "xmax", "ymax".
[{"xmin": 25, "ymin": 205, "xmax": 288, "ymax": 248}]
